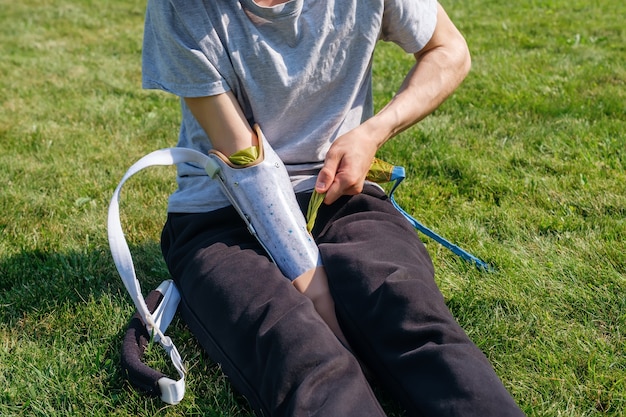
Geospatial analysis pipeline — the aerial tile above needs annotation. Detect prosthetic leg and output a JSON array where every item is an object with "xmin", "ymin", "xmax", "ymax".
[{"xmin": 205, "ymin": 124, "xmax": 322, "ymax": 280}]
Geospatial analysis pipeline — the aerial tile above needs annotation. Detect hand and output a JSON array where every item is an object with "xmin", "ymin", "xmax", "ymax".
[{"xmin": 314, "ymin": 125, "xmax": 381, "ymax": 205}]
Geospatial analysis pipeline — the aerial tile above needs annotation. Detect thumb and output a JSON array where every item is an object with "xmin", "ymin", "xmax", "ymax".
[{"xmin": 315, "ymin": 157, "xmax": 339, "ymax": 193}]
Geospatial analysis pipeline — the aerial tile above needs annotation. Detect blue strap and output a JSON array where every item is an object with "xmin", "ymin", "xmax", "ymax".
[{"xmin": 387, "ymin": 166, "xmax": 492, "ymax": 272}]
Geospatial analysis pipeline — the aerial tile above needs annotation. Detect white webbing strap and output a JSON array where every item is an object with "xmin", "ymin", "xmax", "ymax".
[{"xmin": 107, "ymin": 147, "xmax": 216, "ymax": 405}]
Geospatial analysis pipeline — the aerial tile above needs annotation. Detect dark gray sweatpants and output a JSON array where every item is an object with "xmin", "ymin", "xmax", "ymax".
[{"xmin": 161, "ymin": 185, "xmax": 524, "ymax": 417}]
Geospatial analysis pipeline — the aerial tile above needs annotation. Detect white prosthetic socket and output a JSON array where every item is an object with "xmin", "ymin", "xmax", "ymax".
[{"xmin": 205, "ymin": 125, "xmax": 322, "ymax": 281}]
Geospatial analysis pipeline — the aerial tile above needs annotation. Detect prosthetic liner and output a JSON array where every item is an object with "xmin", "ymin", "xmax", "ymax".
[{"xmin": 205, "ymin": 125, "xmax": 322, "ymax": 281}]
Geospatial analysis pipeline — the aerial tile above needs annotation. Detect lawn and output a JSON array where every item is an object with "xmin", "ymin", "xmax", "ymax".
[{"xmin": 1, "ymin": 0, "xmax": 624, "ymax": 415}]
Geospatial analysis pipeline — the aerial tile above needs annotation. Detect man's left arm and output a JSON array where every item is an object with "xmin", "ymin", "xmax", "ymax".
[{"xmin": 316, "ymin": 3, "xmax": 471, "ymax": 204}]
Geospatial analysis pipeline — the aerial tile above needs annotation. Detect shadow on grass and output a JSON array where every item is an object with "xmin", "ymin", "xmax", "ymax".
[
  {"xmin": 0, "ymin": 244, "xmax": 230, "ymax": 413},
  {"xmin": 0, "ymin": 244, "xmax": 163, "ymax": 323},
  {"xmin": 0, "ymin": 244, "xmax": 407, "ymax": 416}
]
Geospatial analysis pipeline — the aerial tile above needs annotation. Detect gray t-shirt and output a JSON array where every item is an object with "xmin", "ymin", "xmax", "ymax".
[{"xmin": 142, "ymin": 0, "xmax": 437, "ymax": 213}]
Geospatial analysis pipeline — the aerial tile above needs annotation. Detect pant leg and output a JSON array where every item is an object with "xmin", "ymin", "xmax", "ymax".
[
  {"xmin": 308, "ymin": 185, "xmax": 524, "ymax": 417},
  {"xmin": 161, "ymin": 206, "xmax": 386, "ymax": 417}
]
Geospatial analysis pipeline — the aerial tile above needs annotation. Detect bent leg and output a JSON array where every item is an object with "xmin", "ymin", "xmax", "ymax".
[
  {"xmin": 161, "ymin": 207, "xmax": 386, "ymax": 417},
  {"xmin": 309, "ymin": 185, "xmax": 524, "ymax": 417}
]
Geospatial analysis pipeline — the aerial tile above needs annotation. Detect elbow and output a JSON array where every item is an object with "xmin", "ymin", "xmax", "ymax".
[
  {"xmin": 460, "ymin": 39, "xmax": 472, "ymax": 79},
  {"xmin": 437, "ymin": 2, "xmax": 471, "ymax": 81},
  {"xmin": 454, "ymin": 34, "xmax": 472, "ymax": 82}
]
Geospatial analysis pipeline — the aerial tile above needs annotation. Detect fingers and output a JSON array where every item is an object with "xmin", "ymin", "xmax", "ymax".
[
  {"xmin": 315, "ymin": 164, "xmax": 335, "ymax": 195},
  {"xmin": 315, "ymin": 150, "xmax": 343, "ymax": 204},
  {"xmin": 316, "ymin": 156, "xmax": 366, "ymax": 205},
  {"xmin": 326, "ymin": 172, "xmax": 364, "ymax": 205},
  {"xmin": 315, "ymin": 127, "xmax": 380, "ymax": 205}
]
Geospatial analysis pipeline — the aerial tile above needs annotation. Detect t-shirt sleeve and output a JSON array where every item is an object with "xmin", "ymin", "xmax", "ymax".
[
  {"xmin": 141, "ymin": 0, "xmax": 230, "ymax": 97},
  {"xmin": 381, "ymin": 0, "xmax": 438, "ymax": 54}
]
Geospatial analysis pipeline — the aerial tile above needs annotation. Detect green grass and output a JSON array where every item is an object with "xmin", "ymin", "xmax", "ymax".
[{"xmin": 1, "ymin": 0, "xmax": 624, "ymax": 415}]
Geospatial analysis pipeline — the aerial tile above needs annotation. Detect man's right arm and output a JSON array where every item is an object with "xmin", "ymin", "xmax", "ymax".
[{"xmin": 184, "ymin": 92, "xmax": 258, "ymax": 157}]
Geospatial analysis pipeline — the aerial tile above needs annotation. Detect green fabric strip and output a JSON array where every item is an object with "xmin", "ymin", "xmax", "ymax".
[
  {"xmin": 228, "ymin": 146, "xmax": 259, "ymax": 166},
  {"xmin": 306, "ymin": 190, "xmax": 325, "ymax": 233}
]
